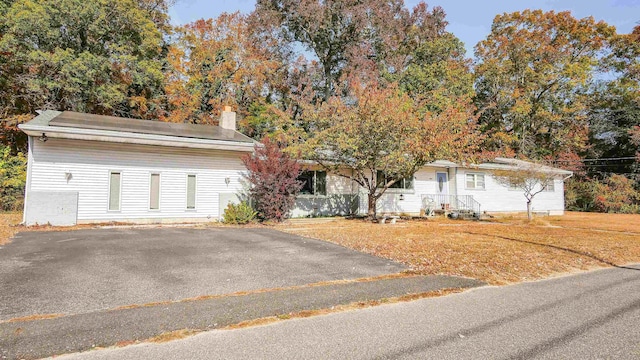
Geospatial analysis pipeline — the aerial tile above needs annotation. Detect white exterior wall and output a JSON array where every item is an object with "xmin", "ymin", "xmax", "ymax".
[
  {"xmin": 351, "ymin": 166, "xmax": 567, "ymax": 216},
  {"xmin": 455, "ymin": 169, "xmax": 566, "ymax": 215},
  {"xmin": 28, "ymin": 138, "xmax": 246, "ymax": 223},
  {"xmin": 374, "ymin": 168, "xmax": 439, "ymax": 215}
]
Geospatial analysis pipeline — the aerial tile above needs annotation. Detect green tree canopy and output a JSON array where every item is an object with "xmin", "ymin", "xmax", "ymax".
[{"xmin": 0, "ymin": 0, "xmax": 166, "ymax": 120}]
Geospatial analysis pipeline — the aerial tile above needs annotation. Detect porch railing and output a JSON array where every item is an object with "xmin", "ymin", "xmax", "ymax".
[{"xmin": 422, "ymin": 194, "xmax": 481, "ymax": 218}]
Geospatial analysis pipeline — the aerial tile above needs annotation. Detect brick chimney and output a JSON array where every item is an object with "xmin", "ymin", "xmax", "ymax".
[{"xmin": 220, "ymin": 106, "xmax": 236, "ymax": 131}]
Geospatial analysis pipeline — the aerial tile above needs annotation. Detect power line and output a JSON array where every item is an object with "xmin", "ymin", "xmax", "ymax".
[{"xmin": 551, "ymin": 156, "xmax": 637, "ymax": 163}]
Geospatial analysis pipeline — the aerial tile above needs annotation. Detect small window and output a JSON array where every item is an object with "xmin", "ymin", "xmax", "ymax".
[
  {"xmin": 466, "ymin": 173, "xmax": 485, "ymax": 190},
  {"xmin": 109, "ymin": 171, "xmax": 121, "ymax": 211},
  {"xmin": 298, "ymin": 171, "xmax": 327, "ymax": 195},
  {"xmin": 377, "ymin": 171, "xmax": 414, "ymax": 190},
  {"xmin": 186, "ymin": 174, "xmax": 196, "ymax": 209},
  {"xmin": 150, "ymin": 173, "xmax": 160, "ymax": 210},
  {"xmin": 544, "ymin": 180, "xmax": 555, "ymax": 192}
]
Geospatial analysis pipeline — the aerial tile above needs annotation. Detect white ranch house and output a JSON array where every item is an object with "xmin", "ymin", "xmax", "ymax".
[{"xmin": 19, "ymin": 111, "xmax": 572, "ymax": 226}]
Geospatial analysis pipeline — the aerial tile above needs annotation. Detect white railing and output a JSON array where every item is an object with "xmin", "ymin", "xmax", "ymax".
[{"xmin": 422, "ymin": 194, "xmax": 481, "ymax": 217}]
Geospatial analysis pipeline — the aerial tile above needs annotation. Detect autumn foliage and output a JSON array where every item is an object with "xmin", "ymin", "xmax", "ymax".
[
  {"xmin": 242, "ymin": 138, "xmax": 303, "ymax": 222},
  {"xmin": 303, "ymin": 82, "xmax": 481, "ymax": 219},
  {"xmin": 163, "ymin": 12, "xmax": 283, "ymax": 125}
]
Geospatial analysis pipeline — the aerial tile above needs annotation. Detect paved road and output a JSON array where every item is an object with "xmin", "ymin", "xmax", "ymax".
[
  {"xmin": 57, "ymin": 265, "xmax": 640, "ymax": 360},
  {"xmin": 1, "ymin": 275, "xmax": 484, "ymax": 359},
  {"xmin": 0, "ymin": 227, "xmax": 404, "ymax": 320}
]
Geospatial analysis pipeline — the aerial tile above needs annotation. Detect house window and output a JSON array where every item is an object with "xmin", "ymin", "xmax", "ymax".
[
  {"xmin": 149, "ymin": 173, "xmax": 161, "ymax": 210},
  {"xmin": 466, "ymin": 173, "xmax": 485, "ymax": 190},
  {"xmin": 544, "ymin": 180, "xmax": 555, "ymax": 192},
  {"xmin": 186, "ymin": 174, "xmax": 197, "ymax": 209},
  {"xmin": 377, "ymin": 171, "xmax": 414, "ymax": 190},
  {"xmin": 108, "ymin": 171, "xmax": 121, "ymax": 211},
  {"xmin": 298, "ymin": 171, "xmax": 327, "ymax": 195}
]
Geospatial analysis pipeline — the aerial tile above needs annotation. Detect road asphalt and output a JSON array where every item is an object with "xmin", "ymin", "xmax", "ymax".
[{"xmin": 54, "ymin": 264, "xmax": 640, "ymax": 360}]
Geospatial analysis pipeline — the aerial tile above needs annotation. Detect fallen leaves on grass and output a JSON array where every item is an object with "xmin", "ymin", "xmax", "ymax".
[
  {"xmin": 280, "ymin": 212, "xmax": 640, "ymax": 285},
  {"xmin": 0, "ymin": 212, "xmax": 21, "ymax": 245}
]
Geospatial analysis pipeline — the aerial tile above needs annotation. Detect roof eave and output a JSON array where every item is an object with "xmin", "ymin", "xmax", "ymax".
[{"xmin": 19, "ymin": 124, "xmax": 256, "ymax": 152}]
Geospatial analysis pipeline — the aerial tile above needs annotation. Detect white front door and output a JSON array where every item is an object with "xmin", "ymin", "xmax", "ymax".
[
  {"xmin": 436, "ymin": 172, "xmax": 449, "ymax": 210},
  {"xmin": 436, "ymin": 172, "xmax": 448, "ymax": 195}
]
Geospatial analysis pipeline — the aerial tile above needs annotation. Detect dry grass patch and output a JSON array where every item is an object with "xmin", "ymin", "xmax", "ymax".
[
  {"xmin": 280, "ymin": 212, "xmax": 640, "ymax": 285},
  {"xmin": 2, "ymin": 313, "xmax": 64, "ymax": 323},
  {"xmin": 146, "ymin": 329, "xmax": 200, "ymax": 343},
  {"xmin": 545, "ymin": 212, "xmax": 640, "ymax": 233},
  {"xmin": 0, "ymin": 212, "xmax": 22, "ymax": 245}
]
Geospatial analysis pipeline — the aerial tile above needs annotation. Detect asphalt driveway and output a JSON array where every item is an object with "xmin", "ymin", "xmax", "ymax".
[{"xmin": 0, "ymin": 227, "xmax": 405, "ymax": 321}]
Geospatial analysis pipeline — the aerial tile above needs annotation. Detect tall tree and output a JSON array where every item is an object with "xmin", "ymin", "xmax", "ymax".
[
  {"xmin": 0, "ymin": 0, "xmax": 166, "ymax": 123},
  {"xmin": 302, "ymin": 82, "xmax": 481, "ymax": 219},
  {"xmin": 474, "ymin": 10, "xmax": 615, "ymax": 160},
  {"xmin": 586, "ymin": 24, "xmax": 640, "ymax": 176},
  {"xmin": 389, "ymin": 32, "xmax": 474, "ymax": 113},
  {"xmin": 253, "ymin": 0, "xmax": 448, "ymax": 102},
  {"xmin": 163, "ymin": 13, "xmax": 283, "ymax": 125},
  {"xmin": 254, "ymin": 0, "xmax": 366, "ymax": 101}
]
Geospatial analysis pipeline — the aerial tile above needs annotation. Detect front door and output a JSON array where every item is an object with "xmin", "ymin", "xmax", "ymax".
[{"xmin": 436, "ymin": 172, "xmax": 449, "ymax": 210}]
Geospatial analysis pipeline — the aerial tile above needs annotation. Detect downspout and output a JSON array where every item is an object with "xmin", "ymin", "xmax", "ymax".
[{"xmin": 22, "ymin": 136, "xmax": 34, "ymax": 225}]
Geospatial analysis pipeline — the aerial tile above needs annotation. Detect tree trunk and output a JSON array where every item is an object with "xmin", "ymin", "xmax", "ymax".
[
  {"xmin": 367, "ymin": 193, "xmax": 377, "ymax": 220},
  {"xmin": 527, "ymin": 200, "xmax": 533, "ymax": 221}
]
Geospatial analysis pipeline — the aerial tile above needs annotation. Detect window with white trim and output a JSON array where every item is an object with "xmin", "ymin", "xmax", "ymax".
[
  {"xmin": 465, "ymin": 173, "xmax": 485, "ymax": 190},
  {"xmin": 149, "ymin": 173, "xmax": 160, "ymax": 210},
  {"xmin": 298, "ymin": 171, "xmax": 327, "ymax": 195},
  {"xmin": 544, "ymin": 180, "xmax": 555, "ymax": 192},
  {"xmin": 108, "ymin": 171, "xmax": 121, "ymax": 211},
  {"xmin": 377, "ymin": 171, "xmax": 414, "ymax": 190},
  {"xmin": 186, "ymin": 174, "xmax": 197, "ymax": 209}
]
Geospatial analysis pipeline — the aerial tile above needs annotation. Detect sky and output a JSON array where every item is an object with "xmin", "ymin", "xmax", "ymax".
[{"xmin": 169, "ymin": 0, "xmax": 640, "ymax": 57}]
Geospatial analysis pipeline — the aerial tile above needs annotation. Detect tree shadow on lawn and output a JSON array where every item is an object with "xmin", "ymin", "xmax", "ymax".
[{"xmin": 461, "ymin": 231, "xmax": 640, "ymax": 271}]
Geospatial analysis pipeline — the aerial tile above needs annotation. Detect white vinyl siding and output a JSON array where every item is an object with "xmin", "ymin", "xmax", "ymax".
[
  {"xmin": 149, "ymin": 173, "xmax": 160, "ymax": 210},
  {"xmin": 108, "ymin": 171, "xmax": 121, "ymax": 211},
  {"xmin": 29, "ymin": 138, "xmax": 246, "ymax": 222},
  {"xmin": 465, "ymin": 173, "xmax": 485, "ymax": 190},
  {"xmin": 186, "ymin": 174, "xmax": 196, "ymax": 209},
  {"xmin": 456, "ymin": 172, "xmax": 565, "ymax": 214}
]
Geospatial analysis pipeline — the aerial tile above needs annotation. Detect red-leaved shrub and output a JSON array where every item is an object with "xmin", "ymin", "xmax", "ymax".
[{"xmin": 242, "ymin": 138, "xmax": 303, "ymax": 222}]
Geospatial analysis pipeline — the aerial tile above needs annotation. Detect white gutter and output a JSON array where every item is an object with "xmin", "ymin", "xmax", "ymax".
[{"xmin": 19, "ymin": 124, "xmax": 256, "ymax": 152}]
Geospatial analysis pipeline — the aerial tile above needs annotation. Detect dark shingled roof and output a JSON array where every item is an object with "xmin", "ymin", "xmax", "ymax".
[{"xmin": 48, "ymin": 111, "xmax": 254, "ymax": 143}]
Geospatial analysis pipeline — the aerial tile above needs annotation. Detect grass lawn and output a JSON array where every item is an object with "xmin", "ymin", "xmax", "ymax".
[
  {"xmin": 0, "ymin": 212, "xmax": 22, "ymax": 245},
  {"xmin": 279, "ymin": 212, "xmax": 640, "ymax": 285}
]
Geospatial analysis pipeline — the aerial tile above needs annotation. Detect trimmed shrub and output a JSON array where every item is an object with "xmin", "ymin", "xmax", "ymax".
[
  {"xmin": 241, "ymin": 138, "xmax": 303, "ymax": 222},
  {"xmin": 222, "ymin": 201, "xmax": 257, "ymax": 224}
]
